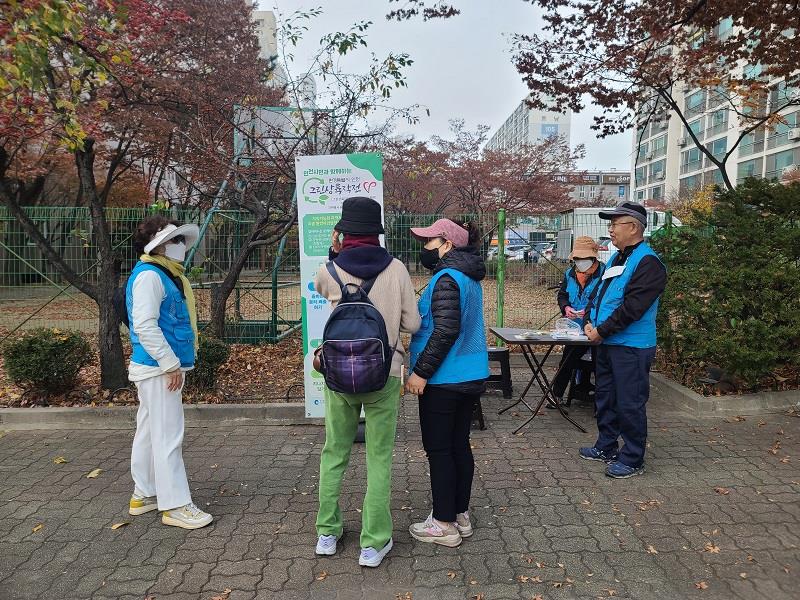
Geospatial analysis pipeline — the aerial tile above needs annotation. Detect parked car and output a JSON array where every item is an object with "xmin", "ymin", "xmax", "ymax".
[
  {"xmin": 529, "ymin": 242, "xmax": 555, "ymax": 264},
  {"xmin": 487, "ymin": 243, "xmax": 529, "ymax": 261}
]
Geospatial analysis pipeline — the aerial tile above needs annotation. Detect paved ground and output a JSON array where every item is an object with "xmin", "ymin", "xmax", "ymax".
[{"xmin": 1, "ymin": 385, "xmax": 799, "ymax": 600}]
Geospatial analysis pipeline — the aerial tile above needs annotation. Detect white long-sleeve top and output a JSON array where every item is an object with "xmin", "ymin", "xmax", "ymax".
[{"xmin": 127, "ymin": 270, "xmax": 192, "ymax": 382}]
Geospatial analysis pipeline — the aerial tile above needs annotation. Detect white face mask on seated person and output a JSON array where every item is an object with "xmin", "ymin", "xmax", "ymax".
[
  {"xmin": 574, "ymin": 258, "xmax": 594, "ymax": 273},
  {"xmin": 163, "ymin": 241, "xmax": 187, "ymax": 263}
]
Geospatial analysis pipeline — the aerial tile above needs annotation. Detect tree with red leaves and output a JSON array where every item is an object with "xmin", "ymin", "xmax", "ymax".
[
  {"xmin": 383, "ymin": 120, "xmax": 582, "ymax": 215},
  {"xmin": 1, "ymin": 0, "xmax": 277, "ymax": 388},
  {"xmin": 387, "ymin": 1, "xmax": 800, "ymax": 191}
]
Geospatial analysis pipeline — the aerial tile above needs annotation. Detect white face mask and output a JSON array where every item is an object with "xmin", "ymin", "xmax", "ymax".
[
  {"xmin": 163, "ymin": 241, "xmax": 186, "ymax": 262},
  {"xmin": 574, "ymin": 258, "xmax": 594, "ymax": 272}
]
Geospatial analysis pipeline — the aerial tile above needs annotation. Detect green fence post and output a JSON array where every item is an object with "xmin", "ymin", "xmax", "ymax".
[
  {"xmin": 271, "ymin": 232, "xmax": 288, "ymax": 340},
  {"xmin": 496, "ymin": 208, "xmax": 506, "ymax": 345}
]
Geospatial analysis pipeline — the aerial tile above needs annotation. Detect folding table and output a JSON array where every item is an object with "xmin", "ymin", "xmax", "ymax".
[{"xmin": 490, "ymin": 327, "xmax": 592, "ymax": 435}]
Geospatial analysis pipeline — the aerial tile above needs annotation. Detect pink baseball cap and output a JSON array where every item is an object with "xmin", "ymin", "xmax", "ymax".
[{"xmin": 410, "ymin": 218, "xmax": 469, "ymax": 248}]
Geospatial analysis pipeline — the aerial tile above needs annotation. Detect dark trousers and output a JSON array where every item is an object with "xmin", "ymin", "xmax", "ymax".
[
  {"xmin": 418, "ymin": 386, "xmax": 477, "ymax": 522},
  {"xmin": 594, "ymin": 345, "xmax": 656, "ymax": 468},
  {"xmin": 551, "ymin": 346, "xmax": 592, "ymax": 399}
]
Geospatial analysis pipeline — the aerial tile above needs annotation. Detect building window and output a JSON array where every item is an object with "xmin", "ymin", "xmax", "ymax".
[
  {"xmin": 685, "ymin": 90, "xmax": 706, "ymax": 117},
  {"xmin": 707, "ymin": 137, "xmax": 728, "ymax": 165},
  {"xmin": 679, "ymin": 174, "xmax": 702, "ymax": 194},
  {"xmin": 648, "ymin": 159, "xmax": 666, "ymax": 183},
  {"xmin": 765, "ymin": 148, "xmax": 799, "ymax": 180},
  {"xmin": 736, "ymin": 158, "xmax": 764, "ymax": 184},
  {"xmin": 652, "ymin": 134, "xmax": 667, "ymax": 158},
  {"xmin": 686, "ymin": 118, "xmax": 704, "ymax": 142},
  {"xmin": 618, "ymin": 185, "xmax": 626, "ymax": 198},
  {"xmin": 739, "ymin": 128, "xmax": 766, "ymax": 157}
]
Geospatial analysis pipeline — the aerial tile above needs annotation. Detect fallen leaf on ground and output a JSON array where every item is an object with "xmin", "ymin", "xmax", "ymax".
[
  {"xmin": 32, "ymin": 523, "xmax": 44, "ymax": 533},
  {"xmin": 395, "ymin": 593, "xmax": 412, "ymax": 600},
  {"xmin": 447, "ymin": 572, "xmax": 456, "ymax": 579},
  {"xmin": 780, "ymin": 456, "xmax": 791, "ymax": 464},
  {"xmin": 469, "ymin": 579, "xmax": 478, "ymax": 585},
  {"xmin": 552, "ymin": 582, "xmax": 563, "ymax": 588},
  {"xmin": 86, "ymin": 468, "xmax": 102, "ymax": 479},
  {"xmin": 110, "ymin": 522, "xmax": 129, "ymax": 530},
  {"xmin": 714, "ymin": 487, "xmax": 730, "ymax": 495},
  {"xmin": 532, "ymin": 596, "xmax": 544, "ymax": 600},
  {"xmin": 704, "ymin": 542, "xmax": 721, "ymax": 554},
  {"xmin": 647, "ymin": 545, "xmax": 658, "ymax": 554},
  {"xmin": 210, "ymin": 590, "xmax": 232, "ymax": 600},
  {"xmin": 315, "ymin": 571, "xmax": 328, "ymax": 581},
  {"xmin": 739, "ymin": 572, "xmax": 747, "ymax": 579},
  {"xmin": 604, "ymin": 590, "xmax": 617, "ymax": 597},
  {"xmin": 53, "ymin": 456, "xmax": 68, "ymax": 464},
  {"xmin": 472, "ymin": 595, "xmax": 484, "ymax": 600},
  {"xmin": 695, "ymin": 581, "xmax": 709, "ymax": 590}
]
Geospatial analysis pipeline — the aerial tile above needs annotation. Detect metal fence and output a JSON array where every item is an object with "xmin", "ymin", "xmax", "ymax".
[{"xmin": 0, "ymin": 206, "xmax": 672, "ymax": 343}]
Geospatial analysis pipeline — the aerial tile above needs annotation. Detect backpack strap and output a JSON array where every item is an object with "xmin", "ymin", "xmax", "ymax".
[{"xmin": 326, "ymin": 261, "xmax": 379, "ymax": 297}]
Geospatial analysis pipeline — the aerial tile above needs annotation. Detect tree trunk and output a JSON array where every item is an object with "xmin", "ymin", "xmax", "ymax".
[
  {"xmin": 208, "ymin": 229, "xmax": 259, "ymax": 339},
  {"xmin": 74, "ymin": 140, "xmax": 128, "ymax": 390}
]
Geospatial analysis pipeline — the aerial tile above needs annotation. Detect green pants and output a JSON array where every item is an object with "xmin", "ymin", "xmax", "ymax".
[{"xmin": 316, "ymin": 376, "xmax": 400, "ymax": 550}]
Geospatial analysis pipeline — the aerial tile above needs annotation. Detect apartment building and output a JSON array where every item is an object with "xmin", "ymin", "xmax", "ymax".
[
  {"xmin": 486, "ymin": 98, "xmax": 572, "ymax": 151},
  {"xmin": 631, "ymin": 21, "xmax": 799, "ymax": 202}
]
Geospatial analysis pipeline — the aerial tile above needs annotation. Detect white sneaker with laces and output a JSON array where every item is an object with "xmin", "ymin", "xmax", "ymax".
[
  {"xmin": 455, "ymin": 511, "xmax": 473, "ymax": 538},
  {"xmin": 359, "ymin": 538, "xmax": 393, "ymax": 567},
  {"xmin": 315, "ymin": 534, "xmax": 338, "ymax": 556},
  {"xmin": 161, "ymin": 502, "xmax": 213, "ymax": 529}
]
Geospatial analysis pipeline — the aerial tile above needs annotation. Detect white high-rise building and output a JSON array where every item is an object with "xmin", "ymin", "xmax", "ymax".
[
  {"xmin": 252, "ymin": 10, "xmax": 317, "ymax": 109},
  {"xmin": 252, "ymin": 10, "xmax": 278, "ymax": 60},
  {"xmin": 486, "ymin": 98, "xmax": 572, "ymax": 151},
  {"xmin": 630, "ymin": 22, "xmax": 799, "ymax": 203}
]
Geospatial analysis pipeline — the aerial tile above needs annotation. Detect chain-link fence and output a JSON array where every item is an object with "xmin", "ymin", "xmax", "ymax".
[{"xmin": 0, "ymin": 206, "xmax": 676, "ymax": 342}]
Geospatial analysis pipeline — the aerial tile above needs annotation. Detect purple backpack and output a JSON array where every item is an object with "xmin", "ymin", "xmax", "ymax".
[{"xmin": 319, "ymin": 262, "xmax": 395, "ymax": 394}]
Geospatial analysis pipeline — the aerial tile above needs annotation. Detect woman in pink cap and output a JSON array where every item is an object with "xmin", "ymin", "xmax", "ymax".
[{"xmin": 406, "ymin": 218, "xmax": 490, "ymax": 547}]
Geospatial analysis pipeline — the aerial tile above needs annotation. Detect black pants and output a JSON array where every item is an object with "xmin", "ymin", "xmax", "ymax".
[
  {"xmin": 551, "ymin": 346, "xmax": 592, "ymax": 399},
  {"xmin": 418, "ymin": 386, "xmax": 477, "ymax": 522}
]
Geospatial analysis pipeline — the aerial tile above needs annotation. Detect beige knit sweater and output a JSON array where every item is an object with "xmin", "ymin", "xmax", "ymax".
[{"xmin": 315, "ymin": 259, "xmax": 421, "ymax": 378}]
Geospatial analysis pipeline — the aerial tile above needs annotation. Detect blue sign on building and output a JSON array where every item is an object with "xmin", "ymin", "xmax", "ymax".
[{"xmin": 540, "ymin": 124, "xmax": 559, "ymax": 138}]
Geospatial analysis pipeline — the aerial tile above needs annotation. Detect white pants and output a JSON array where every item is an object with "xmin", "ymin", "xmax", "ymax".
[{"xmin": 131, "ymin": 374, "xmax": 192, "ymax": 511}]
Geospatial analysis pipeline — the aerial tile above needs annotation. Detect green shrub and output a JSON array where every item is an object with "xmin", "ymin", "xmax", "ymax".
[
  {"xmin": 187, "ymin": 335, "xmax": 231, "ymax": 390},
  {"xmin": 2, "ymin": 328, "xmax": 92, "ymax": 394},
  {"xmin": 653, "ymin": 179, "xmax": 800, "ymax": 391}
]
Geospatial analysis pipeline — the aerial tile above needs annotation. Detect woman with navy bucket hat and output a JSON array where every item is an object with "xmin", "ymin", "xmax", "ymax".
[
  {"xmin": 126, "ymin": 215, "xmax": 212, "ymax": 529},
  {"xmin": 406, "ymin": 218, "xmax": 489, "ymax": 547},
  {"xmin": 550, "ymin": 236, "xmax": 606, "ymax": 406}
]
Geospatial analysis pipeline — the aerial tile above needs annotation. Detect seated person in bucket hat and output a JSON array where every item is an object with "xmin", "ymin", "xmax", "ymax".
[
  {"xmin": 549, "ymin": 236, "xmax": 606, "ymax": 407},
  {"xmin": 313, "ymin": 197, "xmax": 421, "ymax": 568}
]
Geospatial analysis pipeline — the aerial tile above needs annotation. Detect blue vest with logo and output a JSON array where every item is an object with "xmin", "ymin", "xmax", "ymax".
[
  {"xmin": 565, "ymin": 263, "xmax": 605, "ymax": 322},
  {"xmin": 410, "ymin": 268, "xmax": 490, "ymax": 384},
  {"xmin": 591, "ymin": 243, "xmax": 663, "ymax": 349},
  {"xmin": 126, "ymin": 262, "xmax": 195, "ymax": 368}
]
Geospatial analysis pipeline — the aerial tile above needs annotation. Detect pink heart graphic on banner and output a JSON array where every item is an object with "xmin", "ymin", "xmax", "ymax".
[{"xmin": 362, "ymin": 180, "xmax": 377, "ymax": 194}]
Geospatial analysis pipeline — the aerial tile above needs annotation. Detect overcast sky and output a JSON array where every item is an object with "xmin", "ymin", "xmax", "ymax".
[{"xmin": 260, "ymin": 0, "xmax": 633, "ymax": 171}]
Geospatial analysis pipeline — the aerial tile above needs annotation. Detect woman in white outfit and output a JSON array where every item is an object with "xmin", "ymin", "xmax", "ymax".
[{"xmin": 126, "ymin": 216, "xmax": 212, "ymax": 529}]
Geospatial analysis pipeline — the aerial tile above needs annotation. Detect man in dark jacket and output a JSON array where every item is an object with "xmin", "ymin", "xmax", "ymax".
[{"xmin": 582, "ymin": 202, "xmax": 667, "ymax": 479}]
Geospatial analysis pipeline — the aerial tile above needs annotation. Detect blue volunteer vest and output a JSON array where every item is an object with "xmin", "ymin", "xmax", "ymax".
[
  {"xmin": 591, "ymin": 243, "xmax": 663, "ymax": 349},
  {"xmin": 410, "ymin": 268, "xmax": 490, "ymax": 384},
  {"xmin": 126, "ymin": 262, "xmax": 195, "ymax": 368},
  {"xmin": 565, "ymin": 263, "xmax": 605, "ymax": 322}
]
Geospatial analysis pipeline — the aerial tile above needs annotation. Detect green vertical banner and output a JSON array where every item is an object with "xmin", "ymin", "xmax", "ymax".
[
  {"xmin": 295, "ymin": 153, "xmax": 384, "ymax": 418},
  {"xmin": 496, "ymin": 208, "xmax": 506, "ymax": 345}
]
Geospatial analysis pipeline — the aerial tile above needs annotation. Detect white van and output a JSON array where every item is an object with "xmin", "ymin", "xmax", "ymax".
[{"xmin": 556, "ymin": 207, "xmax": 680, "ymax": 263}]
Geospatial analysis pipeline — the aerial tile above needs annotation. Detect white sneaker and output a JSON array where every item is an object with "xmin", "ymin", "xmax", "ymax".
[
  {"xmin": 409, "ymin": 512, "xmax": 462, "ymax": 548},
  {"xmin": 316, "ymin": 534, "xmax": 339, "ymax": 556},
  {"xmin": 359, "ymin": 538, "xmax": 393, "ymax": 567},
  {"xmin": 456, "ymin": 511, "xmax": 473, "ymax": 538},
  {"xmin": 128, "ymin": 493, "xmax": 158, "ymax": 516},
  {"xmin": 161, "ymin": 502, "xmax": 213, "ymax": 529}
]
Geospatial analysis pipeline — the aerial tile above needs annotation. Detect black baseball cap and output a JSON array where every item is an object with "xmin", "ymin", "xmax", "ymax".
[{"xmin": 599, "ymin": 201, "xmax": 647, "ymax": 227}]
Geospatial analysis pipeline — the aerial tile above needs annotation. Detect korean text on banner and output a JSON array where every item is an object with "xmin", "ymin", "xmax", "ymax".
[{"xmin": 295, "ymin": 153, "xmax": 384, "ymax": 418}]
